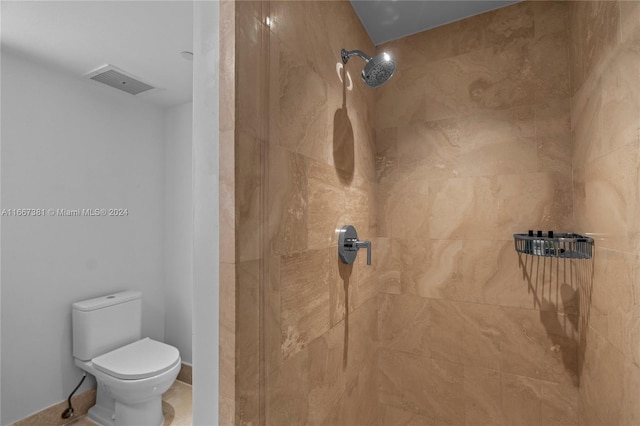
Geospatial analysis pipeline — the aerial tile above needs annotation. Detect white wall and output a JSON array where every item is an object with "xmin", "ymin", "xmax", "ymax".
[
  {"xmin": 192, "ymin": 1, "xmax": 220, "ymax": 424},
  {"xmin": 0, "ymin": 51, "xmax": 166, "ymax": 425},
  {"xmin": 164, "ymin": 102, "xmax": 193, "ymax": 364}
]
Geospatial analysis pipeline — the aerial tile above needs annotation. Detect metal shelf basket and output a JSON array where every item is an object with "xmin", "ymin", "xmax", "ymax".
[{"xmin": 514, "ymin": 233, "xmax": 594, "ymax": 259}]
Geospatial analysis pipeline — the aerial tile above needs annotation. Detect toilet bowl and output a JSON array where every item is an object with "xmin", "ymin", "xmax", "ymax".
[
  {"xmin": 72, "ymin": 291, "xmax": 181, "ymax": 426},
  {"xmin": 75, "ymin": 338, "xmax": 181, "ymax": 426}
]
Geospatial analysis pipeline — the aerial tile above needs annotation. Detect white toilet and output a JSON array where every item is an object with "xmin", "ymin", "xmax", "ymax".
[{"xmin": 72, "ymin": 290, "xmax": 181, "ymax": 426}]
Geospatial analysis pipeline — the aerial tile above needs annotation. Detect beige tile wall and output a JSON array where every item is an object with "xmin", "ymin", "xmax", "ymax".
[
  {"xmin": 229, "ymin": 1, "xmax": 640, "ymax": 425},
  {"xmin": 233, "ymin": 1, "xmax": 379, "ymax": 424},
  {"xmin": 569, "ymin": 1, "xmax": 640, "ymax": 425},
  {"xmin": 374, "ymin": 2, "xmax": 581, "ymax": 424}
]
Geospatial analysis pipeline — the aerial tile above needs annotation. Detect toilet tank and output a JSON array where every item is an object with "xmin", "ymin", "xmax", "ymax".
[{"xmin": 72, "ymin": 290, "xmax": 142, "ymax": 361}]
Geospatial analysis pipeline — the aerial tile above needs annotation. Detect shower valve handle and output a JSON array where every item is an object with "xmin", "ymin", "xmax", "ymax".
[
  {"xmin": 338, "ymin": 225, "xmax": 372, "ymax": 265},
  {"xmin": 355, "ymin": 240, "xmax": 372, "ymax": 265}
]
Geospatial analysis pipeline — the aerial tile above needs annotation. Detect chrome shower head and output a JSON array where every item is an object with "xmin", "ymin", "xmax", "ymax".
[{"xmin": 341, "ymin": 48, "xmax": 396, "ymax": 88}]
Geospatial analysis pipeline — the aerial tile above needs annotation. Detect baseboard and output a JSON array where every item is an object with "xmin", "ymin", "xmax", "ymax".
[
  {"xmin": 11, "ymin": 388, "xmax": 96, "ymax": 426},
  {"xmin": 177, "ymin": 362, "xmax": 192, "ymax": 385}
]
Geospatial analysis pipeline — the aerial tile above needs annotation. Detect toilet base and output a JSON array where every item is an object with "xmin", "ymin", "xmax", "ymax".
[
  {"xmin": 74, "ymin": 355, "xmax": 179, "ymax": 426},
  {"xmin": 88, "ymin": 381, "xmax": 164, "ymax": 426}
]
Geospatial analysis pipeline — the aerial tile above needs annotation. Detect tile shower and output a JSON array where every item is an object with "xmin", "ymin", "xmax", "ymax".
[{"xmin": 222, "ymin": 0, "xmax": 640, "ymax": 425}]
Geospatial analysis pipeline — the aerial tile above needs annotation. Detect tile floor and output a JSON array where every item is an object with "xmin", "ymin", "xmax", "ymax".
[{"xmin": 66, "ymin": 381, "xmax": 192, "ymax": 426}]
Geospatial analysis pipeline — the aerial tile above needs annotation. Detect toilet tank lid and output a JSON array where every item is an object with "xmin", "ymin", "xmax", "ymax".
[
  {"xmin": 72, "ymin": 290, "xmax": 142, "ymax": 312},
  {"xmin": 92, "ymin": 337, "xmax": 180, "ymax": 380}
]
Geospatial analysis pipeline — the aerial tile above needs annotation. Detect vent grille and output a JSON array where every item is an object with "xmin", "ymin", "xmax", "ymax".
[{"xmin": 86, "ymin": 65, "xmax": 155, "ymax": 95}]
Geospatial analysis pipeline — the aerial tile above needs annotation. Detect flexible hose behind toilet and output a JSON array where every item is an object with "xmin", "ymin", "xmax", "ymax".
[{"xmin": 61, "ymin": 373, "xmax": 86, "ymax": 419}]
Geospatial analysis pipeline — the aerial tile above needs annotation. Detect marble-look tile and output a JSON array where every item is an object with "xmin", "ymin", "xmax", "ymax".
[
  {"xmin": 572, "ymin": 46, "xmax": 640, "ymax": 167},
  {"xmin": 427, "ymin": 173, "xmax": 572, "ymax": 242},
  {"xmin": 484, "ymin": 1, "xmax": 534, "ymax": 50},
  {"xmin": 501, "ymin": 306, "xmax": 578, "ymax": 386},
  {"xmin": 429, "ymin": 299, "xmax": 465, "ymax": 364},
  {"xmin": 235, "ymin": 0, "xmax": 265, "ymax": 23},
  {"xmin": 578, "ymin": 326, "xmax": 625, "ymax": 426},
  {"xmin": 341, "ymin": 185, "xmax": 373, "ymax": 246},
  {"xmin": 345, "ymin": 298, "xmax": 378, "ymax": 384},
  {"xmin": 500, "ymin": 373, "xmax": 542, "ymax": 426},
  {"xmin": 219, "ymin": 397, "xmax": 234, "ymax": 426},
  {"xmin": 330, "ymin": 365, "xmax": 379, "ymax": 426},
  {"xmin": 460, "ymin": 240, "xmax": 529, "ymax": 308},
  {"xmin": 375, "ymin": 238, "xmax": 401, "ymax": 293},
  {"xmin": 378, "ymin": 349, "xmax": 464, "ymax": 424},
  {"xmin": 162, "ymin": 381, "xmax": 193, "ymax": 426},
  {"xmin": 568, "ymin": 1, "xmax": 585, "ymax": 94},
  {"xmin": 532, "ymin": 1, "xmax": 568, "ymax": 39},
  {"xmin": 378, "ymin": 293, "xmax": 430, "ymax": 357},
  {"xmin": 374, "ymin": 66, "xmax": 428, "ymax": 128},
  {"xmin": 306, "ymin": 173, "xmax": 345, "ymax": 251},
  {"xmin": 306, "ymin": 322, "xmax": 346, "ymax": 425},
  {"xmin": 389, "ymin": 239, "xmax": 462, "ymax": 300},
  {"xmin": 461, "ymin": 240, "xmax": 578, "ymax": 315},
  {"xmin": 459, "ymin": 303, "xmax": 504, "ymax": 371},
  {"xmin": 531, "ymin": 29, "xmax": 571, "ymax": 103},
  {"xmin": 349, "ymin": 104, "xmax": 378, "ymax": 185},
  {"xmin": 427, "ymin": 177, "xmax": 496, "ymax": 241},
  {"xmin": 270, "ymin": 35, "xmax": 330, "ymax": 164},
  {"xmin": 356, "ymin": 236, "xmax": 378, "ymax": 307},
  {"xmin": 578, "ymin": 143, "xmax": 640, "ymax": 253},
  {"xmin": 236, "ymin": 131, "xmax": 263, "ymax": 262},
  {"xmin": 422, "ymin": 59, "xmax": 462, "ymax": 121},
  {"xmin": 236, "ymin": 12, "xmax": 267, "ymax": 139},
  {"xmin": 584, "ymin": 248, "xmax": 610, "ymax": 339},
  {"xmin": 590, "ymin": 249, "xmax": 640, "ymax": 366},
  {"xmin": 535, "ymin": 100, "xmax": 572, "ymax": 178},
  {"xmin": 448, "ymin": 44, "xmax": 538, "ymax": 113},
  {"xmin": 65, "ymin": 416, "xmax": 98, "ymax": 426},
  {"xmin": 236, "ymin": 260, "xmax": 260, "ymax": 426},
  {"xmin": 622, "ymin": 359, "xmax": 640, "ymax": 426},
  {"xmin": 267, "ymin": 347, "xmax": 310, "ymax": 426},
  {"xmin": 269, "ymin": 149, "xmax": 308, "ymax": 255},
  {"xmin": 463, "ymin": 368, "xmax": 504, "ymax": 426},
  {"xmin": 331, "ymin": 260, "xmax": 357, "ymax": 327},
  {"xmin": 492, "ymin": 172, "xmax": 574, "ymax": 238},
  {"xmin": 397, "ymin": 118, "xmax": 460, "ymax": 181},
  {"xmin": 457, "ymin": 107, "xmax": 537, "ymax": 178},
  {"xmin": 269, "ymin": 0, "xmax": 373, "ymax": 89},
  {"xmin": 375, "ymin": 127, "xmax": 398, "ymax": 186},
  {"xmin": 596, "ymin": 42, "xmax": 640, "ymax": 154},
  {"xmin": 280, "ymin": 248, "xmax": 332, "ymax": 359},
  {"xmin": 581, "ymin": 1, "xmax": 620, "ymax": 82},
  {"xmin": 265, "ymin": 255, "xmax": 283, "ymax": 375},
  {"xmin": 619, "ymin": 0, "xmax": 640, "ymax": 45},
  {"xmin": 540, "ymin": 380, "xmax": 578, "ymax": 426},
  {"xmin": 378, "ymin": 404, "xmax": 433, "ymax": 426}
]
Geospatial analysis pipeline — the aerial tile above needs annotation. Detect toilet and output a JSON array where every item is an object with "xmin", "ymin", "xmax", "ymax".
[{"xmin": 72, "ymin": 290, "xmax": 181, "ymax": 426}]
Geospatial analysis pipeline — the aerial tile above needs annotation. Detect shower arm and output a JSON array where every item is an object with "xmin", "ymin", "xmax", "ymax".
[{"xmin": 341, "ymin": 49, "xmax": 372, "ymax": 65}]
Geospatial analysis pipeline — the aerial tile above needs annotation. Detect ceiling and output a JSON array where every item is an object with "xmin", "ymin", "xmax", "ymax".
[
  {"xmin": 1, "ymin": 1, "xmax": 193, "ymax": 108},
  {"xmin": 350, "ymin": 0, "xmax": 521, "ymax": 45}
]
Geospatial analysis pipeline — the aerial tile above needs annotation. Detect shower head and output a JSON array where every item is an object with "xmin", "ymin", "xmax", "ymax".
[{"xmin": 341, "ymin": 49, "xmax": 396, "ymax": 88}]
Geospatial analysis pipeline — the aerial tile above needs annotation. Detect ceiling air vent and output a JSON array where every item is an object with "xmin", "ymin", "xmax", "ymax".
[{"xmin": 85, "ymin": 65, "xmax": 155, "ymax": 95}]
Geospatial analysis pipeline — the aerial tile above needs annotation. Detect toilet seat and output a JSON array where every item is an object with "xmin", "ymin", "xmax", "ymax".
[{"xmin": 92, "ymin": 337, "xmax": 180, "ymax": 380}]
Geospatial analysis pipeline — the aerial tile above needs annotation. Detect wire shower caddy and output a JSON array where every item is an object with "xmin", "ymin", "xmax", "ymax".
[{"xmin": 513, "ymin": 232, "xmax": 594, "ymax": 259}]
